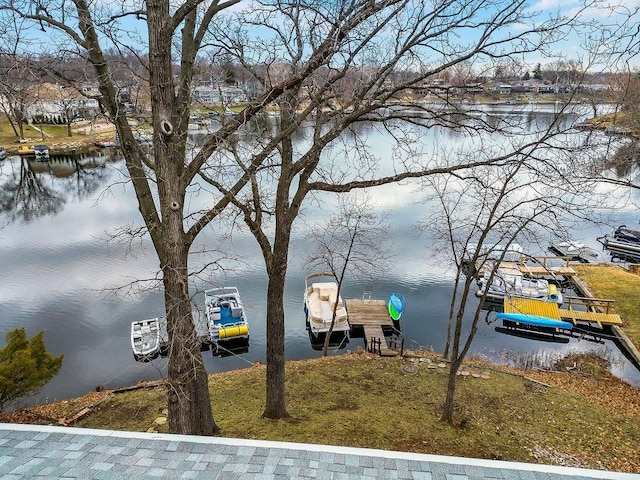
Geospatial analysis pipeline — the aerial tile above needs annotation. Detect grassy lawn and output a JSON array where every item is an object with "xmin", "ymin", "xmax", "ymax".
[
  {"xmin": 573, "ymin": 264, "xmax": 640, "ymax": 347},
  {"xmin": 1, "ymin": 122, "xmax": 70, "ymax": 145},
  {"xmin": 0, "ymin": 117, "xmax": 108, "ymax": 154},
  {"xmin": 2, "ymin": 352, "xmax": 639, "ymax": 473}
]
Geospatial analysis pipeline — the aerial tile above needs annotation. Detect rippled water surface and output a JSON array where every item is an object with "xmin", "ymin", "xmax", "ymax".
[{"xmin": 1, "ymin": 105, "xmax": 639, "ymax": 408}]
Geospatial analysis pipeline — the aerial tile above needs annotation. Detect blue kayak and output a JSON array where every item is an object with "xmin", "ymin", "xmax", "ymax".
[
  {"xmin": 388, "ymin": 293, "xmax": 406, "ymax": 321},
  {"xmin": 496, "ymin": 312, "xmax": 573, "ymax": 330}
]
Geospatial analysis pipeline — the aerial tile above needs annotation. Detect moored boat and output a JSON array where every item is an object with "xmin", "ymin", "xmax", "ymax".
[
  {"xmin": 548, "ymin": 240, "xmax": 600, "ymax": 263},
  {"xmin": 303, "ymin": 272, "xmax": 350, "ymax": 337},
  {"xmin": 597, "ymin": 225, "xmax": 640, "ymax": 262},
  {"xmin": 204, "ymin": 286, "xmax": 249, "ymax": 352},
  {"xmin": 131, "ymin": 317, "xmax": 162, "ymax": 361},
  {"xmin": 476, "ymin": 269, "xmax": 562, "ymax": 305},
  {"xmin": 33, "ymin": 144, "xmax": 50, "ymax": 161}
]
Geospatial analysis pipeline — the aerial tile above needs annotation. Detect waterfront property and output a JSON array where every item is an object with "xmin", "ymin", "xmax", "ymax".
[{"xmin": 5, "ymin": 104, "xmax": 640, "ymax": 405}]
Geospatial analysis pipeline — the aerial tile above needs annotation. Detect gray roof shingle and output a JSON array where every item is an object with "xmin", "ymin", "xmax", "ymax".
[{"xmin": 0, "ymin": 424, "xmax": 636, "ymax": 479}]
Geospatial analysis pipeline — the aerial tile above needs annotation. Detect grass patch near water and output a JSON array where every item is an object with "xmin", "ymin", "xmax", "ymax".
[
  {"xmin": 573, "ymin": 264, "xmax": 640, "ymax": 346},
  {"xmin": 64, "ymin": 353, "xmax": 640, "ymax": 472}
]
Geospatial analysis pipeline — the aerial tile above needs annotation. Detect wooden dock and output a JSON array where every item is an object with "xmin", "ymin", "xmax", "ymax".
[
  {"xmin": 478, "ymin": 256, "xmax": 577, "ymax": 278},
  {"xmin": 559, "ymin": 296, "xmax": 622, "ymax": 327},
  {"xmin": 503, "ymin": 297, "xmax": 622, "ymax": 327},
  {"xmin": 346, "ymin": 298, "xmax": 400, "ymax": 356}
]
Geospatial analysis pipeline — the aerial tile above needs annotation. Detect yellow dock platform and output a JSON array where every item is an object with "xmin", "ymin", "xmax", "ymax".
[
  {"xmin": 559, "ymin": 296, "xmax": 623, "ymax": 327},
  {"xmin": 504, "ymin": 297, "xmax": 562, "ymax": 319},
  {"xmin": 503, "ymin": 297, "xmax": 622, "ymax": 327}
]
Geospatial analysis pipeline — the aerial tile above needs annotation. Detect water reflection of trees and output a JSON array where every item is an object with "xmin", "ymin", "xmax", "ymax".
[
  {"xmin": 0, "ymin": 150, "xmax": 116, "ymax": 222},
  {"xmin": 607, "ymin": 140, "xmax": 640, "ymax": 178}
]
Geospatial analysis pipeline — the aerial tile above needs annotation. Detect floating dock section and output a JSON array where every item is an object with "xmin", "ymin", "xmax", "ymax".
[{"xmin": 504, "ymin": 297, "xmax": 622, "ymax": 328}]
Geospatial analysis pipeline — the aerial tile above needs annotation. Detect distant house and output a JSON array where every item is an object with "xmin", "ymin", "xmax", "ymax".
[
  {"xmin": 25, "ymin": 83, "xmax": 100, "ymax": 123},
  {"xmin": 511, "ymin": 84, "xmax": 532, "ymax": 94},
  {"xmin": 463, "ymin": 84, "xmax": 485, "ymax": 95},
  {"xmin": 193, "ymin": 82, "xmax": 248, "ymax": 105},
  {"xmin": 536, "ymin": 83, "xmax": 556, "ymax": 94}
]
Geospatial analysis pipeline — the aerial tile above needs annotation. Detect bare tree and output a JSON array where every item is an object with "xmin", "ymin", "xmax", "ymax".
[
  {"xmin": 419, "ymin": 117, "xmax": 621, "ymax": 424},
  {"xmin": 204, "ymin": 0, "xmax": 586, "ymax": 419},
  {"xmin": 305, "ymin": 195, "xmax": 390, "ymax": 356},
  {"xmin": 1, "ymin": 0, "xmax": 592, "ymax": 432},
  {"xmin": 0, "ymin": 54, "xmax": 36, "ymax": 139}
]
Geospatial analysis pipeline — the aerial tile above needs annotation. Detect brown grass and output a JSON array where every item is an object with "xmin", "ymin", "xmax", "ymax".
[{"xmin": 2, "ymin": 352, "xmax": 639, "ymax": 473}]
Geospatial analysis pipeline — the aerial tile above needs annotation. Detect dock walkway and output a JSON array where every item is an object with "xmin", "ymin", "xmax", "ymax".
[
  {"xmin": 477, "ymin": 256, "xmax": 577, "ymax": 278},
  {"xmin": 346, "ymin": 298, "xmax": 400, "ymax": 356},
  {"xmin": 503, "ymin": 297, "xmax": 623, "ymax": 327}
]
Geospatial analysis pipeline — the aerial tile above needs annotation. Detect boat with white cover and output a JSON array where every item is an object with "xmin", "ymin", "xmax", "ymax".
[
  {"xmin": 303, "ymin": 272, "xmax": 350, "ymax": 337},
  {"xmin": 476, "ymin": 269, "xmax": 562, "ymax": 305}
]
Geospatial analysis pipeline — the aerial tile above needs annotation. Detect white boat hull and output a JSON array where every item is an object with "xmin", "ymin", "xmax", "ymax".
[{"xmin": 131, "ymin": 318, "xmax": 162, "ymax": 361}]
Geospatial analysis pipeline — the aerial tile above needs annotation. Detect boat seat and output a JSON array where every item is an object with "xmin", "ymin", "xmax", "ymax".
[
  {"xmin": 311, "ymin": 283, "xmax": 343, "ymax": 308},
  {"xmin": 231, "ymin": 306, "xmax": 243, "ymax": 318}
]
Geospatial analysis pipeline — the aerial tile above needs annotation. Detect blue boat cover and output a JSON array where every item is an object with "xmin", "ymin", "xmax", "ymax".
[{"xmin": 496, "ymin": 312, "xmax": 573, "ymax": 330}]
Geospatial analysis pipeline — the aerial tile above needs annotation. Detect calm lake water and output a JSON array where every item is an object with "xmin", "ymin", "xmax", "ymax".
[{"xmin": 1, "ymin": 104, "xmax": 639, "ymax": 409}]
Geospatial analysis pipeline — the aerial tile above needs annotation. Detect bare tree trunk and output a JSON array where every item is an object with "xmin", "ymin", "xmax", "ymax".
[
  {"xmin": 146, "ymin": 0, "xmax": 216, "ymax": 434},
  {"xmin": 444, "ymin": 271, "xmax": 462, "ymax": 359},
  {"xmin": 2, "ymin": 107, "xmax": 19, "ymax": 137},
  {"xmin": 322, "ymin": 317, "xmax": 336, "ymax": 357},
  {"xmin": 441, "ymin": 310, "xmax": 465, "ymax": 423},
  {"xmin": 263, "ymin": 245, "xmax": 289, "ymax": 419},
  {"xmin": 164, "ymin": 267, "xmax": 217, "ymax": 435},
  {"xmin": 442, "ymin": 356, "xmax": 462, "ymax": 423},
  {"xmin": 261, "ymin": 90, "xmax": 296, "ymax": 419}
]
